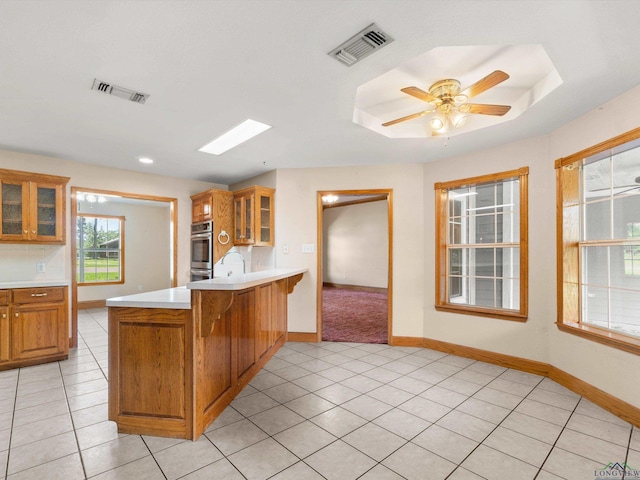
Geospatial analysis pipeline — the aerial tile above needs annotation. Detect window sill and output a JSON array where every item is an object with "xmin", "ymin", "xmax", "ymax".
[
  {"xmin": 435, "ymin": 304, "xmax": 527, "ymax": 322},
  {"xmin": 556, "ymin": 322, "xmax": 640, "ymax": 356}
]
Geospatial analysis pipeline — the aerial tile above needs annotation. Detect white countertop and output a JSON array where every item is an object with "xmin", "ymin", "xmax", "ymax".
[
  {"xmin": 106, "ymin": 268, "xmax": 307, "ymax": 309},
  {"xmin": 0, "ymin": 280, "xmax": 71, "ymax": 289},
  {"xmin": 106, "ymin": 287, "xmax": 191, "ymax": 310},
  {"xmin": 186, "ymin": 268, "xmax": 307, "ymax": 291}
]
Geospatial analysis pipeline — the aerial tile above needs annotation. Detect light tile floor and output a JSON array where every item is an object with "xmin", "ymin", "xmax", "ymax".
[{"xmin": 0, "ymin": 307, "xmax": 638, "ymax": 479}]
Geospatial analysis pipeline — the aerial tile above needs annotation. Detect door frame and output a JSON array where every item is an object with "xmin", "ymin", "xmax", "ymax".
[
  {"xmin": 316, "ymin": 189, "xmax": 393, "ymax": 343},
  {"xmin": 70, "ymin": 186, "xmax": 178, "ymax": 347}
]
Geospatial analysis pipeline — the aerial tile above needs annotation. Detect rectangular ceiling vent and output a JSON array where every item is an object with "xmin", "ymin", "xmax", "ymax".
[
  {"xmin": 329, "ymin": 23, "xmax": 393, "ymax": 66},
  {"xmin": 91, "ymin": 79, "xmax": 150, "ymax": 104}
]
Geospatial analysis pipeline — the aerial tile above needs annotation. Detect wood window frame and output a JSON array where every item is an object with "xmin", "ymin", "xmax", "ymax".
[
  {"xmin": 435, "ymin": 167, "xmax": 529, "ymax": 321},
  {"xmin": 77, "ymin": 213, "xmax": 125, "ymax": 286},
  {"xmin": 555, "ymin": 127, "xmax": 640, "ymax": 355}
]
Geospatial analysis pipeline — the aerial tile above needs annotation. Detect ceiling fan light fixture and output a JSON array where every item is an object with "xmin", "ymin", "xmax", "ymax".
[
  {"xmin": 452, "ymin": 114, "xmax": 468, "ymax": 128},
  {"xmin": 430, "ymin": 116, "xmax": 445, "ymax": 130}
]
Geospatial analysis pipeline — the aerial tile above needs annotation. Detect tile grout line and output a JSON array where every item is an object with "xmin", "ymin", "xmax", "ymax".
[
  {"xmin": 531, "ymin": 392, "xmax": 582, "ymax": 480},
  {"xmin": 3, "ymin": 370, "xmax": 19, "ymax": 480},
  {"xmin": 442, "ymin": 368, "xmax": 548, "ymax": 480},
  {"xmin": 58, "ymin": 359, "xmax": 89, "ymax": 479}
]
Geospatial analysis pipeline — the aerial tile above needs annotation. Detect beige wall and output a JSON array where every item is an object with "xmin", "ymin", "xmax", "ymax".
[
  {"xmin": 76, "ymin": 201, "xmax": 171, "ymax": 301},
  {"xmin": 545, "ymin": 84, "xmax": 640, "ymax": 408},
  {"xmin": 421, "ymin": 84, "xmax": 640, "ymax": 408},
  {"xmin": 423, "ymin": 135, "xmax": 552, "ymax": 362},
  {"xmin": 272, "ymin": 164, "xmax": 425, "ymax": 336},
  {"xmin": 323, "ymin": 200, "xmax": 388, "ymax": 288},
  {"xmin": 0, "ymin": 150, "xmax": 225, "ymax": 287}
]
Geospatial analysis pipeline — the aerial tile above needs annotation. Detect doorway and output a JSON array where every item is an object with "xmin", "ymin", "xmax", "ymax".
[
  {"xmin": 316, "ymin": 189, "xmax": 393, "ymax": 344},
  {"xmin": 70, "ymin": 187, "xmax": 177, "ymax": 347}
]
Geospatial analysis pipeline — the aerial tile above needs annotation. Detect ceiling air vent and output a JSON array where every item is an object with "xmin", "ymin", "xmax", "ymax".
[
  {"xmin": 91, "ymin": 79, "xmax": 150, "ymax": 104},
  {"xmin": 329, "ymin": 23, "xmax": 393, "ymax": 66}
]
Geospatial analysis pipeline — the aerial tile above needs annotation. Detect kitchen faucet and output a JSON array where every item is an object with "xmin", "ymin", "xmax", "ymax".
[{"xmin": 220, "ymin": 251, "xmax": 246, "ymax": 274}]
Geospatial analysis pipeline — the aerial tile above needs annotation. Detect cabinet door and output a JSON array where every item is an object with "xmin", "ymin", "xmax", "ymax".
[
  {"xmin": 11, "ymin": 303, "xmax": 66, "ymax": 360},
  {"xmin": 30, "ymin": 182, "xmax": 63, "ymax": 242},
  {"xmin": 256, "ymin": 191, "xmax": 274, "ymax": 246},
  {"xmin": 255, "ymin": 283, "xmax": 272, "ymax": 359},
  {"xmin": 0, "ymin": 180, "xmax": 29, "ymax": 241},
  {"xmin": 192, "ymin": 197, "xmax": 204, "ymax": 223},
  {"xmin": 192, "ymin": 192, "xmax": 213, "ymax": 224},
  {"xmin": 235, "ymin": 289, "xmax": 255, "ymax": 379},
  {"xmin": 0, "ymin": 307, "xmax": 9, "ymax": 362},
  {"xmin": 273, "ymin": 279, "xmax": 288, "ymax": 344},
  {"xmin": 234, "ymin": 194, "xmax": 254, "ymax": 245}
]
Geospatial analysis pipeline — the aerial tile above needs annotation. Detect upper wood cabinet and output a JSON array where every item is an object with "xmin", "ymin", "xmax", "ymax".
[
  {"xmin": 190, "ymin": 189, "xmax": 234, "ymax": 260},
  {"xmin": 233, "ymin": 186, "xmax": 274, "ymax": 246},
  {"xmin": 0, "ymin": 169, "xmax": 69, "ymax": 244},
  {"xmin": 191, "ymin": 190, "xmax": 213, "ymax": 224}
]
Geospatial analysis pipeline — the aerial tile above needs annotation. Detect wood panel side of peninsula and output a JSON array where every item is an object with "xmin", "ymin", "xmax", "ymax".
[{"xmin": 108, "ymin": 275, "xmax": 300, "ymax": 440}]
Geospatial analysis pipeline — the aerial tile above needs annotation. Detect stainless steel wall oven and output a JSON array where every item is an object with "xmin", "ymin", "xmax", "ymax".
[{"xmin": 191, "ymin": 220, "xmax": 213, "ymax": 280}]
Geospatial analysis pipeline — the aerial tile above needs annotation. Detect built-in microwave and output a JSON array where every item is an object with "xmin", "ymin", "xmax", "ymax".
[{"xmin": 191, "ymin": 220, "xmax": 213, "ymax": 271}]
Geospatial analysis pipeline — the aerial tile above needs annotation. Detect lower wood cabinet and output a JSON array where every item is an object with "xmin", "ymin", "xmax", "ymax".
[
  {"xmin": 109, "ymin": 274, "xmax": 303, "ymax": 440},
  {"xmin": 0, "ymin": 286, "xmax": 69, "ymax": 370}
]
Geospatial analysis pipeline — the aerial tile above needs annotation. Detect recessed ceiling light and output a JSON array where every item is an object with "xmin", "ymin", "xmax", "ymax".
[
  {"xmin": 199, "ymin": 119, "xmax": 272, "ymax": 155},
  {"xmin": 139, "ymin": 157, "xmax": 154, "ymax": 164}
]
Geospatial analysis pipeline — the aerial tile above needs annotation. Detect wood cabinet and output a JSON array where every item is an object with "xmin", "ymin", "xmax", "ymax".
[
  {"xmin": 190, "ymin": 190, "xmax": 213, "ymax": 223},
  {"xmin": 235, "ymin": 289, "xmax": 256, "ymax": 380},
  {"xmin": 190, "ymin": 189, "xmax": 234, "ymax": 261},
  {"xmin": 109, "ymin": 272, "xmax": 303, "ymax": 440},
  {"xmin": 233, "ymin": 186, "xmax": 274, "ymax": 246},
  {"xmin": 0, "ymin": 296, "xmax": 9, "ymax": 363},
  {"xmin": 0, "ymin": 169, "xmax": 69, "ymax": 244},
  {"xmin": 0, "ymin": 286, "xmax": 69, "ymax": 370}
]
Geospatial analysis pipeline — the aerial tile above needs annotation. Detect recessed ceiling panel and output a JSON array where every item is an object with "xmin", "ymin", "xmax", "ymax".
[{"xmin": 353, "ymin": 44, "xmax": 562, "ymax": 138}]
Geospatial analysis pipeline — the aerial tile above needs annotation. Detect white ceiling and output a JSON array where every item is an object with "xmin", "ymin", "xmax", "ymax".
[{"xmin": 2, "ymin": 1, "xmax": 640, "ymax": 185}]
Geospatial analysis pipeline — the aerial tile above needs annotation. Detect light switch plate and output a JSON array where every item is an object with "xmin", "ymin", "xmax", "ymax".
[{"xmin": 302, "ymin": 243, "xmax": 315, "ymax": 254}]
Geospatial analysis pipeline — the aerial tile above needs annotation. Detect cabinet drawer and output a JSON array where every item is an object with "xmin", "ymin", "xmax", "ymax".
[
  {"xmin": 12, "ymin": 287, "xmax": 65, "ymax": 304},
  {"xmin": 0, "ymin": 290, "xmax": 9, "ymax": 306}
]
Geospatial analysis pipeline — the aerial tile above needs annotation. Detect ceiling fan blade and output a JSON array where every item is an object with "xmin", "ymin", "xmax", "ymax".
[
  {"xmin": 460, "ymin": 70, "xmax": 509, "ymax": 99},
  {"xmin": 614, "ymin": 185, "xmax": 640, "ymax": 196},
  {"xmin": 401, "ymin": 86, "xmax": 439, "ymax": 104},
  {"xmin": 465, "ymin": 103, "xmax": 511, "ymax": 116},
  {"xmin": 382, "ymin": 110, "xmax": 433, "ymax": 127}
]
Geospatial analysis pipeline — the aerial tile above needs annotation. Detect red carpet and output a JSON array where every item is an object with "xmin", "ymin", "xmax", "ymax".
[{"xmin": 321, "ymin": 286, "xmax": 388, "ymax": 344}]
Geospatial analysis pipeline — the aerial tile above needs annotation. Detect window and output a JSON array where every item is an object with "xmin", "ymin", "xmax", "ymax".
[
  {"xmin": 77, "ymin": 215, "xmax": 124, "ymax": 285},
  {"xmin": 435, "ymin": 168, "xmax": 528, "ymax": 321},
  {"xmin": 556, "ymin": 128, "xmax": 640, "ymax": 354}
]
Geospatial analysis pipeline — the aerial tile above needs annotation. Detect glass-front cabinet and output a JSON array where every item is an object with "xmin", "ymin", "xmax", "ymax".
[
  {"xmin": 233, "ymin": 186, "xmax": 274, "ymax": 246},
  {"xmin": 0, "ymin": 169, "xmax": 69, "ymax": 244}
]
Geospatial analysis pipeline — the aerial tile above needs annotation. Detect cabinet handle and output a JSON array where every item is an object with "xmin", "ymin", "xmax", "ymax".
[
  {"xmin": 31, "ymin": 293, "xmax": 48, "ymax": 297},
  {"xmin": 14, "ymin": 313, "xmax": 19, "ymax": 317},
  {"xmin": 23, "ymin": 230, "xmax": 28, "ymax": 234},
  {"xmin": 1, "ymin": 314, "xmax": 5, "ymax": 319},
  {"xmin": 31, "ymin": 230, "xmax": 36, "ymax": 234}
]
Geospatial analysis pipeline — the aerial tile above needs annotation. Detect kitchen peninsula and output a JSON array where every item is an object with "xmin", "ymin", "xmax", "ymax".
[{"xmin": 106, "ymin": 268, "xmax": 306, "ymax": 440}]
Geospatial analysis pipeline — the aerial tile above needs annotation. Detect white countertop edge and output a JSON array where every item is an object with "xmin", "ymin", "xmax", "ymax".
[
  {"xmin": 106, "ymin": 287, "xmax": 191, "ymax": 310},
  {"xmin": 0, "ymin": 280, "xmax": 71, "ymax": 289},
  {"xmin": 186, "ymin": 267, "xmax": 308, "ymax": 291},
  {"xmin": 106, "ymin": 268, "xmax": 307, "ymax": 309}
]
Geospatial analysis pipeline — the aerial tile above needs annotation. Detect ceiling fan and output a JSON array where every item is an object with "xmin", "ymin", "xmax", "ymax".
[
  {"xmin": 592, "ymin": 176, "xmax": 640, "ymax": 196},
  {"xmin": 382, "ymin": 70, "xmax": 511, "ymax": 134}
]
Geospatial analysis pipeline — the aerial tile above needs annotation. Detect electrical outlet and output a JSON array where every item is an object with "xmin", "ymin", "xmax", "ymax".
[
  {"xmin": 301, "ymin": 243, "xmax": 315, "ymax": 254},
  {"xmin": 36, "ymin": 262, "xmax": 46, "ymax": 273},
  {"xmin": 283, "ymin": 245, "xmax": 289, "ymax": 254}
]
